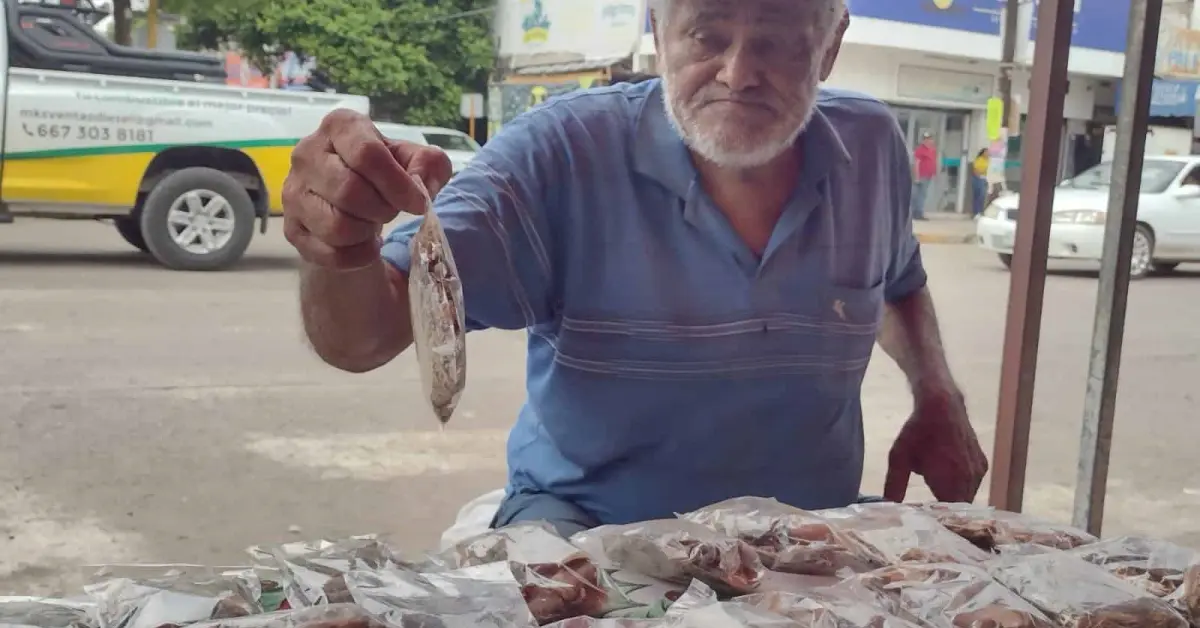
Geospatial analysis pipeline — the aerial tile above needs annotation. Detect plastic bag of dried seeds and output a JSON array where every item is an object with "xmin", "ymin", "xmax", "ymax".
[{"xmin": 407, "ymin": 184, "xmax": 466, "ymax": 426}]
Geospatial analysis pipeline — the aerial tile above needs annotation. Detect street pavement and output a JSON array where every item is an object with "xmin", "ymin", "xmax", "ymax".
[{"xmin": 2, "ymin": 217, "xmax": 1200, "ymax": 595}]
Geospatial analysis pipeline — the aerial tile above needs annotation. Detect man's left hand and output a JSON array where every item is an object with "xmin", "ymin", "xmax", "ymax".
[{"xmin": 883, "ymin": 390, "xmax": 988, "ymax": 503}]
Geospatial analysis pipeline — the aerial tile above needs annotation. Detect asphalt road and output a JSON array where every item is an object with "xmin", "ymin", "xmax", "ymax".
[{"xmin": 3, "ymin": 217, "xmax": 1200, "ymax": 595}]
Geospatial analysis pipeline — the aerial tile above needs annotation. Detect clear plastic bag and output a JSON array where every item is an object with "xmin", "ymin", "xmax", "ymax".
[
  {"xmin": 638, "ymin": 582, "xmax": 791, "ymax": 628},
  {"xmin": 682, "ymin": 497, "xmax": 888, "ymax": 577},
  {"xmin": 408, "ymin": 197, "xmax": 466, "ymax": 426},
  {"xmin": 344, "ymin": 562, "xmax": 536, "ymax": 628},
  {"xmin": 570, "ymin": 521, "xmax": 764, "ymax": 595},
  {"xmin": 1065, "ymin": 536, "xmax": 1200, "ymax": 623},
  {"xmin": 83, "ymin": 564, "xmax": 262, "ymax": 628},
  {"xmin": 426, "ymin": 523, "xmax": 569, "ymax": 572},
  {"xmin": 0, "ymin": 596, "xmax": 96, "ymax": 628},
  {"xmin": 816, "ymin": 504, "xmax": 991, "ymax": 567},
  {"xmin": 738, "ymin": 589, "xmax": 923, "ymax": 628},
  {"xmin": 426, "ymin": 522, "xmax": 612, "ymax": 623},
  {"xmin": 837, "ymin": 563, "xmax": 1056, "ymax": 628},
  {"xmin": 988, "ymin": 551, "xmax": 1189, "ymax": 628},
  {"xmin": 249, "ymin": 537, "xmax": 406, "ymax": 608},
  {"xmin": 920, "ymin": 503, "xmax": 1097, "ymax": 552},
  {"xmin": 183, "ymin": 603, "xmax": 388, "ymax": 628}
]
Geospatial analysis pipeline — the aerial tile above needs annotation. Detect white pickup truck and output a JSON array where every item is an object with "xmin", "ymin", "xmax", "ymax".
[{"xmin": 0, "ymin": 0, "xmax": 369, "ymax": 270}]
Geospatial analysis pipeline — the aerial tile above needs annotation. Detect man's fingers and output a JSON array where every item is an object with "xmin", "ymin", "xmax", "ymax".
[
  {"xmin": 392, "ymin": 142, "xmax": 453, "ymax": 198},
  {"xmin": 284, "ymin": 216, "xmax": 381, "ymax": 270},
  {"xmin": 327, "ymin": 130, "xmax": 426, "ymax": 220},
  {"xmin": 883, "ymin": 446, "xmax": 912, "ymax": 503}
]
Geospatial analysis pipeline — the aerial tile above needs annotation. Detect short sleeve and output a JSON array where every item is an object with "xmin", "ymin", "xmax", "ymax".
[
  {"xmin": 883, "ymin": 119, "xmax": 929, "ymax": 303},
  {"xmin": 381, "ymin": 114, "xmax": 560, "ymax": 331}
]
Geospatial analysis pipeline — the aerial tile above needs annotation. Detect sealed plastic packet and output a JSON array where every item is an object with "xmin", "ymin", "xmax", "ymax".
[
  {"xmin": 988, "ymin": 551, "xmax": 1189, "ymax": 628},
  {"xmin": 570, "ymin": 521, "xmax": 764, "ymax": 596},
  {"xmin": 248, "ymin": 537, "xmax": 406, "ymax": 609},
  {"xmin": 83, "ymin": 564, "xmax": 262, "ymax": 628},
  {"xmin": 737, "ymin": 590, "xmax": 922, "ymax": 628},
  {"xmin": 407, "ymin": 187, "xmax": 466, "ymax": 427},
  {"xmin": 425, "ymin": 522, "xmax": 614, "ymax": 624},
  {"xmin": 655, "ymin": 582, "xmax": 795, "ymax": 628},
  {"xmin": 919, "ymin": 503, "xmax": 1097, "ymax": 553},
  {"xmin": 1065, "ymin": 536, "xmax": 1200, "ymax": 622},
  {"xmin": 681, "ymin": 497, "xmax": 887, "ymax": 577},
  {"xmin": 0, "ymin": 596, "xmax": 96, "ymax": 628},
  {"xmin": 183, "ymin": 602, "xmax": 388, "ymax": 628},
  {"xmin": 344, "ymin": 562, "xmax": 537, "ymax": 628},
  {"xmin": 836, "ymin": 563, "xmax": 1056, "ymax": 628},
  {"xmin": 816, "ymin": 503, "xmax": 991, "ymax": 567}
]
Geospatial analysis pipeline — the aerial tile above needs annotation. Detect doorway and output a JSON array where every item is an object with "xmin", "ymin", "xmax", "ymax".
[{"xmin": 892, "ymin": 106, "xmax": 973, "ymax": 214}]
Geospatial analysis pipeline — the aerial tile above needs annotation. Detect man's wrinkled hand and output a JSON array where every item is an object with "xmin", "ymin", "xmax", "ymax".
[
  {"xmin": 883, "ymin": 391, "xmax": 988, "ymax": 504},
  {"xmin": 282, "ymin": 108, "xmax": 453, "ymax": 270}
]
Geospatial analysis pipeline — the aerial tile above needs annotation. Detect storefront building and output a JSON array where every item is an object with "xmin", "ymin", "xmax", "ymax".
[
  {"xmin": 489, "ymin": 0, "xmax": 645, "ymax": 136},
  {"xmin": 635, "ymin": 0, "xmax": 1134, "ymax": 214}
]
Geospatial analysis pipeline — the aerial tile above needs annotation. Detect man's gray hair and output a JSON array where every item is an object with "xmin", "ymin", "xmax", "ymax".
[{"xmin": 648, "ymin": 0, "xmax": 847, "ymax": 37}]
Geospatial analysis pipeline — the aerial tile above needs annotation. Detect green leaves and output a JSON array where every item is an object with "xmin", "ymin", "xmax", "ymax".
[{"xmin": 171, "ymin": 0, "xmax": 494, "ymax": 126}]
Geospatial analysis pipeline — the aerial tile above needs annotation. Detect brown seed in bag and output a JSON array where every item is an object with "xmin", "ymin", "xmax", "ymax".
[{"xmin": 408, "ymin": 198, "xmax": 467, "ymax": 425}]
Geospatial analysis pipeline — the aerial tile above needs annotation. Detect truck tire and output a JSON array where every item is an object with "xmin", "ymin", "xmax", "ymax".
[
  {"xmin": 114, "ymin": 216, "xmax": 149, "ymax": 253},
  {"xmin": 140, "ymin": 167, "xmax": 255, "ymax": 271}
]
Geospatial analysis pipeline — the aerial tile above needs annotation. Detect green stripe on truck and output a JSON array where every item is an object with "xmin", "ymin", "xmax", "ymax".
[{"xmin": 3, "ymin": 138, "xmax": 301, "ymax": 160}]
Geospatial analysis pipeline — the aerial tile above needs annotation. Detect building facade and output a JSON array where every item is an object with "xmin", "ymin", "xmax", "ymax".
[{"xmin": 634, "ymin": 0, "xmax": 1142, "ymax": 214}]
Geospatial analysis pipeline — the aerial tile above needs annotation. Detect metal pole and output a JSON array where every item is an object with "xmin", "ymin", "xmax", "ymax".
[
  {"xmin": 988, "ymin": 0, "xmax": 1075, "ymax": 513},
  {"xmin": 1072, "ymin": 0, "xmax": 1162, "ymax": 537},
  {"xmin": 998, "ymin": 0, "xmax": 1020, "ymax": 126}
]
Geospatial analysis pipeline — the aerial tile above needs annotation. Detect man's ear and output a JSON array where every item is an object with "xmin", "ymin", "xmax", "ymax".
[{"xmin": 820, "ymin": 11, "xmax": 850, "ymax": 81}]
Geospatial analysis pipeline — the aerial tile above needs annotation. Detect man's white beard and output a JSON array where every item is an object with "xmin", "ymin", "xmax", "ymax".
[{"xmin": 661, "ymin": 72, "xmax": 821, "ymax": 169}]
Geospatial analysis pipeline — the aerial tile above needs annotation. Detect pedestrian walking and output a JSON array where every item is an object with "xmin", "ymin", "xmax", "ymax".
[{"xmin": 912, "ymin": 132, "xmax": 937, "ymax": 220}]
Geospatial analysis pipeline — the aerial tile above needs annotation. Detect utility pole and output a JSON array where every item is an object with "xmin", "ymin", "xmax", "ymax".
[
  {"xmin": 992, "ymin": 0, "xmax": 1022, "ymax": 199},
  {"xmin": 999, "ymin": 0, "xmax": 1021, "ymax": 126},
  {"xmin": 147, "ymin": 0, "xmax": 158, "ymax": 49}
]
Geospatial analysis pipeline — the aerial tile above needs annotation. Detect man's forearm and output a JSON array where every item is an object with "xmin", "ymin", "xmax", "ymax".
[
  {"xmin": 299, "ymin": 259, "xmax": 413, "ymax": 373},
  {"xmin": 877, "ymin": 286, "xmax": 958, "ymax": 398}
]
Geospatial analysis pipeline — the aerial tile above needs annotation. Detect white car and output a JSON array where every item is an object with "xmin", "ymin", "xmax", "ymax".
[
  {"xmin": 374, "ymin": 122, "xmax": 480, "ymax": 173},
  {"xmin": 975, "ymin": 155, "xmax": 1200, "ymax": 278}
]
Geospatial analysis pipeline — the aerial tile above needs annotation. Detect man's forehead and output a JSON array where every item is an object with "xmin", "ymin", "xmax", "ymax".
[{"xmin": 679, "ymin": 0, "xmax": 835, "ymax": 23}]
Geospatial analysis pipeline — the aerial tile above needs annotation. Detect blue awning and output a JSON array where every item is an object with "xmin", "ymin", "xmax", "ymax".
[{"xmin": 1115, "ymin": 78, "xmax": 1200, "ymax": 118}]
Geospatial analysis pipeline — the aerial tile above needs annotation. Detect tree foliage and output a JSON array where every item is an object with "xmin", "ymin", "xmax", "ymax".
[{"xmin": 167, "ymin": 0, "xmax": 494, "ymax": 125}]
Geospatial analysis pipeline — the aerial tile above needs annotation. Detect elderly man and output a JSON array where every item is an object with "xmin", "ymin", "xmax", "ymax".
[{"xmin": 282, "ymin": 0, "xmax": 988, "ymax": 536}]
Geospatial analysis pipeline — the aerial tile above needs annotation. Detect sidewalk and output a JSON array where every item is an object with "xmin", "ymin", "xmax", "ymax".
[{"xmin": 914, "ymin": 212, "xmax": 976, "ymax": 245}]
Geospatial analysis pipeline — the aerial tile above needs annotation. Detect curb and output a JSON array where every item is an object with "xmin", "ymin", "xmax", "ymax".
[{"xmin": 916, "ymin": 232, "xmax": 975, "ymax": 245}]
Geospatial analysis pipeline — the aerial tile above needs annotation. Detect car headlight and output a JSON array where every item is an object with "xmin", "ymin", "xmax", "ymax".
[
  {"xmin": 1052, "ymin": 209, "xmax": 1106, "ymax": 225},
  {"xmin": 982, "ymin": 204, "xmax": 1002, "ymax": 219}
]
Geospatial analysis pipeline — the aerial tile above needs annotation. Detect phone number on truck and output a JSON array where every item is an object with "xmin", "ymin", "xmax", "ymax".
[{"xmin": 21, "ymin": 123, "xmax": 155, "ymax": 143}]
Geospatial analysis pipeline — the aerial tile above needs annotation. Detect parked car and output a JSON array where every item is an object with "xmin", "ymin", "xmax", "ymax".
[
  {"xmin": 374, "ymin": 122, "xmax": 480, "ymax": 173},
  {"xmin": 975, "ymin": 155, "xmax": 1200, "ymax": 278}
]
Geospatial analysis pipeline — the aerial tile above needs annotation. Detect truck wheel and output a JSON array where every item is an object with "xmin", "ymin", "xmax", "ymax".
[
  {"xmin": 114, "ymin": 216, "xmax": 149, "ymax": 253},
  {"xmin": 140, "ymin": 167, "xmax": 255, "ymax": 271}
]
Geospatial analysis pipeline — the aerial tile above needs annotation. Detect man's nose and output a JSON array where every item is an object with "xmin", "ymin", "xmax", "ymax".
[{"xmin": 714, "ymin": 42, "xmax": 762, "ymax": 92}]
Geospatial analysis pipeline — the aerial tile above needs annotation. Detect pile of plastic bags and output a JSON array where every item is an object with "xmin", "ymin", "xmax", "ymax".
[{"xmin": 4, "ymin": 498, "xmax": 1200, "ymax": 628}]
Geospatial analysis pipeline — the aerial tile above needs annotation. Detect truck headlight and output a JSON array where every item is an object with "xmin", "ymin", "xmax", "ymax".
[{"xmin": 1052, "ymin": 210, "xmax": 1106, "ymax": 225}]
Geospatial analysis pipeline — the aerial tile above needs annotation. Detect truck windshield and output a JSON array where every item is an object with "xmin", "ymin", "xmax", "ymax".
[{"xmin": 1065, "ymin": 159, "xmax": 1185, "ymax": 194}]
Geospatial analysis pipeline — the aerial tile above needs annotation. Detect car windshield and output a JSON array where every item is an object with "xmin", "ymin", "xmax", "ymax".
[
  {"xmin": 377, "ymin": 125, "xmax": 426, "ymax": 144},
  {"xmin": 1063, "ymin": 159, "xmax": 1185, "ymax": 194},
  {"xmin": 424, "ymin": 132, "xmax": 478, "ymax": 153}
]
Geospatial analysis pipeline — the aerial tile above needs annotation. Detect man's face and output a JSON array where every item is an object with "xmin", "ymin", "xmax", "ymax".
[{"xmin": 653, "ymin": 0, "xmax": 847, "ymax": 169}]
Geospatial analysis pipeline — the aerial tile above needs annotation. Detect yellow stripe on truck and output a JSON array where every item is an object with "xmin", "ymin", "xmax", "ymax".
[
  {"xmin": 2, "ymin": 152, "xmax": 150, "ymax": 206},
  {"xmin": 2, "ymin": 140, "xmax": 297, "ymax": 214}
]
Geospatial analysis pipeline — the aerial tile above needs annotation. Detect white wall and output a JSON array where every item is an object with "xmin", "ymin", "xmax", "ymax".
[{"xmin": 828, "ymin": 45, "xmax": 1098, "ymax": 121}]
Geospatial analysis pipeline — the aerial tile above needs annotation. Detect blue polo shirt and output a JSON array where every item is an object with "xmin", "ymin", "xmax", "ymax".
[{"xmin": 382, "ymin": 80, "xmax": 926, "ymax": 525}]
